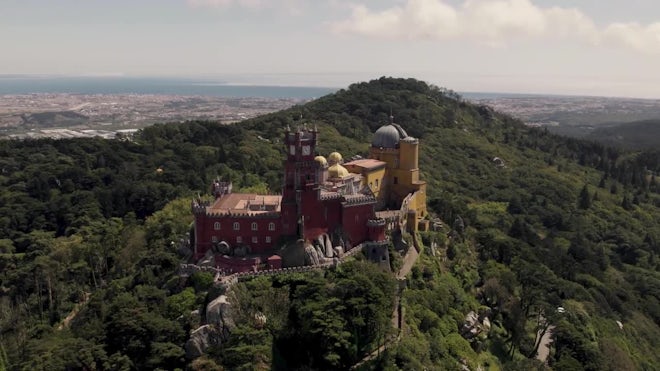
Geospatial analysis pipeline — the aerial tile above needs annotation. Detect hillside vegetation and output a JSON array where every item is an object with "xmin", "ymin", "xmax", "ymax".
[
  {"xmin": 585, "ymin": 119, "xmax": 660, "ymax": 150},
  {"xmin": 0, "ymin": 77, "xmax": 659, "ymax": 370}
]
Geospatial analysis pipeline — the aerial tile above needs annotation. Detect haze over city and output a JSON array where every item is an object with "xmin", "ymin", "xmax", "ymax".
[{"xmin": 2, "ymin": 0, "xmax": 660, "ymax": 98}]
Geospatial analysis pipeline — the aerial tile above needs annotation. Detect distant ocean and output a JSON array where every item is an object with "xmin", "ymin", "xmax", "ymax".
[{"xmin": 0, "ymin": 76, "xmax": 337, "ymax": 99}]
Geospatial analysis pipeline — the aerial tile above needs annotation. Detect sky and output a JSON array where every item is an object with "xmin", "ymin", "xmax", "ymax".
[{"xmin": 2, "ymin": 0, "xmax": 660, "ymax": 98}]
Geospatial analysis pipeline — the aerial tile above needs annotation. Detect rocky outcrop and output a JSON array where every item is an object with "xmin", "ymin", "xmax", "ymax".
[
  {"xmin": 186, "ymin": 294, "xmax": 235, "ymax": 360},
  {"xmin": 197, "ymin": 249, "xmax": 215, "ymax": 267},
  {"xmin": 185, "ymin": 324, "xmax": 217, "ymax": 359},
  {"xmin": 324, "ymin": 234, "xmax": 333, "ymax": 258},
  {"xmin": 461, "ymin": 310, "xmax": 491, "ymax": 340},
  {"xmin": 206, "ymin": 295, "xmax": 234, "ymax": 331},
  {"xmin": 304, "ymin": 243, "xmax": 321, "ymax": 265}
]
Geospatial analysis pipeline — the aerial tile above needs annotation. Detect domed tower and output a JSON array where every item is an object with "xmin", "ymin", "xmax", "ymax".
[
  {"xmin": 327, "ymin": 152, "xmax": 349, "ymax": 179},
  {"xmin": 369, "ymin": 116, "xmax": 427, "ymax": 231}
]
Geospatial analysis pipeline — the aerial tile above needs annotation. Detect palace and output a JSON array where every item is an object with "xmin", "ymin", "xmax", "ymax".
[{"xmin": 191, "ymin": 119, "xmax": 427, "ymax": 273}]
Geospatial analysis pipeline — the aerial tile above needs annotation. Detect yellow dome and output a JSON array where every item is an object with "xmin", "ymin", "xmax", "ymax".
[
  {"xmin": 328, "ymin": 152, "xmax": 342, "ymax": 164},
  {"xmin": 314, "ymin": 156, "xmax": 328, "ymax": 166},
  {"xmin": 328, "ymin": 163, "xmax": 349, "ymax": 178}
]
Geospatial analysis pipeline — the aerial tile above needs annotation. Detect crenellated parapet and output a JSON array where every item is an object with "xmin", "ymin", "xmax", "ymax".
[
  {"xmin": 367, "ymin": 218, "xmax": 386, "ymax": 227},
  {"xmin": 204, "ymin": 211, "xmax": 281, "ymax": 219},
  {"xmin": 342, "ymin": 194, "xmax": 377, "ymax": 206},
  {"xmin": 192, "ymin": 200, "xmax": 211, "ymax": 214},
  {"xmin": 320, "ymin": 192, "xmax": 342, "ymax": 201}
]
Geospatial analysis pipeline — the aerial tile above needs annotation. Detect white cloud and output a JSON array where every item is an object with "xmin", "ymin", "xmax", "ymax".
[
  {"xmin": 331, "ymin": 0, "xmax": 660, "ymax": 53},
  {"xmin": 604, "ymin": 22, "xmax": 660, "ymax": 53}
]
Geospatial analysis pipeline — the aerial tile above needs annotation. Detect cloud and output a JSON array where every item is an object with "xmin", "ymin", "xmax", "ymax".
[
  {"xmin": 331, "ymin": 0, "xmax": 660, "ymax": 53},
  {"xmin": 604, "ymin": 22, "xmax": 660, "ymax": 52}
]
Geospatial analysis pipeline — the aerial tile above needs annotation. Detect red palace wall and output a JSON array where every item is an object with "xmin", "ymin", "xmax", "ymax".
[
  {"xmin": 342, "ymin": 203, "xmax": 375, "ymax": 247},
  {"xmin": 194, "ymin": 214, "xmax": 282, "ymax": 259}
]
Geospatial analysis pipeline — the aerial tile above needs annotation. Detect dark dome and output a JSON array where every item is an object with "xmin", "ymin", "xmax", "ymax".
[{"xmin": 371, "ymin": 123, "xmax": 409, "ymax": 148}]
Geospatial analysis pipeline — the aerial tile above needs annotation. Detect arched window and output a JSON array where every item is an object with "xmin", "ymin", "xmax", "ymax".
[
  {"xmin": 236, "ymin": 236, "xmax": 242, "ymax": 243},
  {"xmin": 211, "ymin": 236, "xmax": 218, "ymax": 243},
  {"xmin": 233, "ymin": 222, "xmax": 240, "ymax": 231},
  {"xmin": 214, "ymin": 222, "xmax": 221, "ymax": 230},
  {"xmin": 252, "ymin": 236, "xmax": 258, "ymax": 243},
  {"xmin": 251, "ymin": 222, "xmax": 258, "ymax": 231},
  {"xmin": 268, "ymin": 222, "xmax": 275, "ymax": 231},
  {"xmin": 266, "ymin": 236, "xmax": 271, "ymax": 243},
  {"xmin": 375, "ymin": 179, "xmax": 379, "ymax": 188}
]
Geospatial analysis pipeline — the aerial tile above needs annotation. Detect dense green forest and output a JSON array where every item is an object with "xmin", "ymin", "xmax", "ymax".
[
  {"xmin": 584, "ymin": 119, "xmax": 660, "ymax": 150},
  {"xmin": 1, "ymin": 77, "xmax": 659, "ymax": 370}
]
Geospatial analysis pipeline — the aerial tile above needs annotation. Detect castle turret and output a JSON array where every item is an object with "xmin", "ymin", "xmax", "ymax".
[{"xmin": 367, "ymin": 218, "xmax": 387, "ymax": 242}]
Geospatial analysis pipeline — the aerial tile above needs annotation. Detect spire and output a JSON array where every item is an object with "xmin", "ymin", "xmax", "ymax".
[{"xmin": 389, "ymin": 108, "xmax": 394, "ymax": 124}]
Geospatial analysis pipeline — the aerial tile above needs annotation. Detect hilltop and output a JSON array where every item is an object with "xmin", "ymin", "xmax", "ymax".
[{"xmin": 0, "ymin": 77, "xmax": 659, "ymax": 370}]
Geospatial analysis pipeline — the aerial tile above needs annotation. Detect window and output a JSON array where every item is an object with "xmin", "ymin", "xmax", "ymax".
[
  {"xmin": 214, "ymin": 222, "xmax": 221, "ymax": 230},
  {"xmin": 375, "ymin": 179, "xmax": 379, "ymax": 188},
  {"xmin": 266, "ymin": 236, "xmax": 271, "ymax": 243},
  {"xmin": 268, "ymin": 222, "xmax": 275, "ymax": 231},
  {"xmin": 252, "ymin": 236, "xmax": 258, "ymax": 244},
  {"xmin": 211, "ymin": 236, "xmax": 218, "ymax": 243},
  {"xmin": 233, "ymin": 222, "xmax": 240, "ymax": 231},
  {"xmin": 236, "ymin": 236, "xmax": 242, "ymax": 243},
  {"xmin": 251, "ymin": 222, "xmax": 258, "ymax": 231}
]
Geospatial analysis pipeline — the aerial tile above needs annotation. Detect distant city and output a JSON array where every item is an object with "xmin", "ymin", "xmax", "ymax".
[
  {"xmin": 0, "ymin": 93, "xmax": 311, "ymax": 139},
  {"xmin": 3, "ymin": 76, "xmax": 660, "ymax": 139}
]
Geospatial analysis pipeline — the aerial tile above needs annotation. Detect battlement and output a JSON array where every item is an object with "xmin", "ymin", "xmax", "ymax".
[
  {"xmin": 192, "ymin": 200, "xmax": 211, "ymax": 214},
  {"xmin": 343, "ymin": 194, "xmax": 377, "ymax": 206},
  {"xmin": 205, "ymin": 211, "xmax": 281, "ymax": 219},
  {"xmin": 367, "ymin": 218, "xmax": 386, "ymax": 227}
]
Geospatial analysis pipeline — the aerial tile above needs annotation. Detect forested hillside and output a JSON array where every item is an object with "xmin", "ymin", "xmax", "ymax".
[
  {"xmin": 1, "ymin": 77, "xmax": 659, "ymax": 370},
  {"xmin": 585, "ymin": 119, "xmax": 660, "ymax": 150}
]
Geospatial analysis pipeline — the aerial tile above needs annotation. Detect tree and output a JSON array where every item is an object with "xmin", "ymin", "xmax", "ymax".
[{"xmin": 578, "ymin": 185, "xmax": 591, "ymax": 209}]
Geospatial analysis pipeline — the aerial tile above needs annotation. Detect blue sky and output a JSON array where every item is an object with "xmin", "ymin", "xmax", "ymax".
[{"xmin": 2, "ymin": 0, "xmax": 660, "ymax": 97}]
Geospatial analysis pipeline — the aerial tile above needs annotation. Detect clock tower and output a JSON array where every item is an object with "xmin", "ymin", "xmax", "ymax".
[{"xmin": 281, "ymin": 125, "xmax": 319, "ymax": 236}]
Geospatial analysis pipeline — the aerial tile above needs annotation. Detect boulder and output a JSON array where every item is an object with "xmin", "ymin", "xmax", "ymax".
[
  {"xmin": 185, "ymin": 324, "xmax": 216, "ymax": 359},
  {"xmin": 333, "ymin": 246, "xmax": 344, "ymax": 257},
  {"xmin": 461, "ymin": 311, "xmax": 480, "ymax": 339},
  {"xmin": 324, "ymin": 234, "xmax": 334, "ymax": 257},
  {"xmin": 315, "ymin": 245, "xmax": 326, "ymax": 264},
  {"xmin": 304, "ymin": 243, "xmax": 320, "ymax": 266},
  {"xmin": 316, "ymin": 235, "xmax": 326, "ymax": 251},
  {"xmin": 206, "ymin": 295, "xmax": 234, "ymax": 332},
  {"xmin": 197, "ymin": 249, "xmax": 215, "ymax": 267},
  {"xmin": 482, "ymin": 317, "xmax": 491, "ymax": 331}
]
